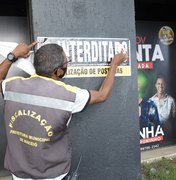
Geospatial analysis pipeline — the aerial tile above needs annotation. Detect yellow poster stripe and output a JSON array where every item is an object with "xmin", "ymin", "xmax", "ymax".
[{"xmin": 66, "ymin": 66, "xmax": 131, "ymax": 78}]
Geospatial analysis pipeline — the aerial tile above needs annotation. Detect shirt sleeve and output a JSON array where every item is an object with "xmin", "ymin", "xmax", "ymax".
[
  {"xmin": 171, "ymin": 98, "xmax": 176, "ymax": 118},
  {"xmin": 1, "ymin": 79, "xmax": 7, "ymax": 95},
  {"xmin": 72, "ymin": 89, "xmax": 90, "ymax": 113}
]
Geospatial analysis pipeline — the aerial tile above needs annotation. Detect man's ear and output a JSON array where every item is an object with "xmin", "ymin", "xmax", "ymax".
[{"xmin": 55, "ymin": 68, "xmax": 63, "ymax": 77}]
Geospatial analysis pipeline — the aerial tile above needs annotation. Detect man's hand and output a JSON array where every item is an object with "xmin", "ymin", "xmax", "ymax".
[
  {"xmin": 0, "ymin": 41, "xmax": 38, "ymax": 81},
  {"xmin": 12, "ymin": 41, "xmax": 38, "ymax": 58},
  {"xmin": 111, "ymin": 49, "xmax": 129, "ymax": 66},
  {"xmin": 89, "ymin": 49, "xmax": 129, "ymax": 104}
]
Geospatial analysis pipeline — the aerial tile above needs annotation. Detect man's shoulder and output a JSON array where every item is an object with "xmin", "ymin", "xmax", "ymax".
[
  {"xmin": 150, "ymin": 94, "xmax": 157, "ymax": 100},
  {"xmin": 4, "ymin": 75, "xmax": 25, "ymax": 83},
  {"xmin": 52, "ymin": 80, "xmax": 81, "ymax": 93},
  {"xmin": 166, "ymin": 94, "xmax": 175, "ymax": 102}
]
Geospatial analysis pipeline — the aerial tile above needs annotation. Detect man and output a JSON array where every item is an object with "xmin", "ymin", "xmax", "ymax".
[
  {"xmin": 150, "ymin": 75, "xmax": 175, "ymax": 124},
  {"xmin": 150, "ymin": 75, "xmax": 176, "ymax": 141},
  {"xmin": 2, "ymin": 43, "xmax": 128, "ymax": 180}
]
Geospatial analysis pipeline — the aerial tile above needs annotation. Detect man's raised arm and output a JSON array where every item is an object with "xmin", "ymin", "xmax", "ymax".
[
  {"xmin": 0, "ymin": 41, "xmax": 37, "ymax": 80},
  {"xmin": 89, "ymin": 50, "xmax": 128, "ymax": 104}
]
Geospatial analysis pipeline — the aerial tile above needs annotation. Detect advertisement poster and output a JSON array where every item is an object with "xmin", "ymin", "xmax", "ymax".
[
  {"xmin": 37, "ymin": 37, "xmax": 131, "ymax": 77},
  {"xmin": 137, "ymin": 21, "xmax": 176, "ymax": 151}
]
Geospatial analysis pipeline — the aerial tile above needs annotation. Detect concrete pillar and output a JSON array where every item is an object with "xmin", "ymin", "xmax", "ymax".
[{"xmin": 29, "ymin": 0, "xmax": 141, "ymax": 179}]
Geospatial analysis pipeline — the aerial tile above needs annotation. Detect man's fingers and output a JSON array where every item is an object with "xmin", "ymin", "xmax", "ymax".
[
  {"xmin": 28, "ymin": 41, "xmax": 38, "ymax": 49},
  {"xmin": 23, "ymin": 55, "xmax": 28, "ymax": 58}
]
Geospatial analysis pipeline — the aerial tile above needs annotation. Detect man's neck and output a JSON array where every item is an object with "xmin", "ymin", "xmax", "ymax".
[{"xmin": 157, "ymin": 92, "xmax": 165, "ymax": 99}]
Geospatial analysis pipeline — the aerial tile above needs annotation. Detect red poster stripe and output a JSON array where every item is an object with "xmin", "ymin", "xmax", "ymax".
[
  {"xmin": 138, "ymin": 62, "xmax": 153, "ymax": 69},
  {"xmin": 140, "ymin": 135, "xmax": 164, "ymax": 144}
]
